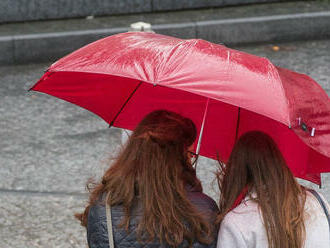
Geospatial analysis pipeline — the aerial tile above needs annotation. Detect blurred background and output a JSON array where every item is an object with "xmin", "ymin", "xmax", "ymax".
[{"xmin": 0, "ymin": 0, "xmax": 329, "ymax": 247}]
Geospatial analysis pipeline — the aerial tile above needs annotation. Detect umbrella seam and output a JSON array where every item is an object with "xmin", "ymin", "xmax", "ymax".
[{"xmin": 266, "ymin": 59, "xmax": 292, "ymax": 127}]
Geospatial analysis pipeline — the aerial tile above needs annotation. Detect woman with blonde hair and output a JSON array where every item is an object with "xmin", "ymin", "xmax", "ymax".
[
  {"xmin": 216, "ymin": 131, "xmax": 329, "ymax": 248},
  {"xmin": 76, "ymin": 110, "xmax": 219, "ymax": 248}
]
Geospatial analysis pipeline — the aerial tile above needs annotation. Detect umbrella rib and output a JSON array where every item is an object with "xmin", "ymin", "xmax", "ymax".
[
  {"xmin": 234, "ymin": 107, "xmax": 241, "ymax": 142},
  {"xmin": 109, "ymin": 81, "xmax": 143, "ymax": 127}
]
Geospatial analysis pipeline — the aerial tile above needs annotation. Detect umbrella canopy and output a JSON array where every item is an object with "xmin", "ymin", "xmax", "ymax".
[{"xmin": 31, "ymin": 32, "xmax": 330, "ymax": 185}]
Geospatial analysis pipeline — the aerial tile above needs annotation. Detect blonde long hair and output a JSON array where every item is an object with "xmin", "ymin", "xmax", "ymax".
[{"xmin": 217, "ymin": 131, "xmax": 306, "ymax": 248}]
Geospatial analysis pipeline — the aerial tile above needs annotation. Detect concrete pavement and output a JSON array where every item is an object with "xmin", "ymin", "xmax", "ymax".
[{"xmin": 0, "ymin": 39, "xmax": 330, "ymax": 247}]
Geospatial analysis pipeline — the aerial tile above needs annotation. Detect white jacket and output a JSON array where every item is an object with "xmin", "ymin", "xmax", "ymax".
[{"xmin": 217, "ymin": 191, "xmax": 330, "ymax": 248}]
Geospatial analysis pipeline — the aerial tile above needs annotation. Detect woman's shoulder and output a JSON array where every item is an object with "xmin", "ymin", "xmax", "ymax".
[
  {"xmin": 186, "ymin": 187, "xmax": 219, "ymax": 213},
  {"xmin": 221, "ymin": 196, "xmax": 264, "ymax": 235},
  {"xmin": 303, "ymin": 190, "xmax": 330, "ymax": 248},
  {"xmin": 217, "ymin": 199, "xmax": 267, "ymax": 248},
  {"xmin": 225, "ymin": 198, "xmax": 261, "ymax": 224},
  {"xmin": 304, "ymin": 190, "xmax": 329, "ymax": 220},
  {"xmin": 305, "ymin": 190, "xmax": 329, "ymax": 207}
]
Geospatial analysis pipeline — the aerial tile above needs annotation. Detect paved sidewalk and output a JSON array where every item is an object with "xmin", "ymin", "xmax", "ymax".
[{"xmin": 0, "ymin": 39, "xmax": 329, "ymax": 247}]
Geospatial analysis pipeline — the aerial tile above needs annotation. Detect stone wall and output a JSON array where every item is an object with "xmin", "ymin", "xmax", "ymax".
[{"xmin": 1, "ymin": 0, "xmax": 289, "ymax": 23}]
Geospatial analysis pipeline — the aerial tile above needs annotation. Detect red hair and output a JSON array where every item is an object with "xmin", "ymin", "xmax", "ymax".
[{"xmin": 76, "ymin": 110, "xmax": 212, "ymax": 246}]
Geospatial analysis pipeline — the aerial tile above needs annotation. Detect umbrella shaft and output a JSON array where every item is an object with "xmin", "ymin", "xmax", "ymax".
[{"xmin": 196, "ymin": 98, "xmax": 210, "ymax": 154}]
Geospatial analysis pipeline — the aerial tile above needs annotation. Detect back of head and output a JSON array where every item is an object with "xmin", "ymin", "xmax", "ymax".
[
  {"xmin": 78, "ymin": 110, "xmax": 211, "ymax": 246},
  {"xmin": 125, "ymin": 110, "xmax": 200, "ymax": 192},
  {"xmin": 225, "ymin": 131, "xmax": 290, "ymax": 193},
  {"xmin": 218, "ymin": 131, "xmax": 306, "ymax": 248},
  {"xmin": 133, "ymin": 109, "xmax": 196, "ymax": 148}
]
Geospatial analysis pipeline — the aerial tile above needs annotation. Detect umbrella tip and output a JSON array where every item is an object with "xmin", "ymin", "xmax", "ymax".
[{"xmin": 129, "ymin": 22, "xmax": 154, "ymax": 33}]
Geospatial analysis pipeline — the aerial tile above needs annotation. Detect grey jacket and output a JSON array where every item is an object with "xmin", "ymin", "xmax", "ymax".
[{"xmin": 87, "ymin": 186, "xmax": 219, "ymax": 248}]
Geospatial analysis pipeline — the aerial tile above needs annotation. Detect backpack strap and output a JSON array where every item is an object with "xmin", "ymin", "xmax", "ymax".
[
  {"xmin": 308, "ymin": 189, "xmax": 330, "ymax": 233},
  {"xmin": 105, "ymin": 191, "xmax": 115, "ymax": 248}
]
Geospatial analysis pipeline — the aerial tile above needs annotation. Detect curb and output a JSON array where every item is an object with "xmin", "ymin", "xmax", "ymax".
[
  {"xmin": 0, "ymin": 0, "xmax": 284, "ymax": 23},
  {"xmin": 1, "ymin": 11, "xmax": 330, "ymax": 65}
]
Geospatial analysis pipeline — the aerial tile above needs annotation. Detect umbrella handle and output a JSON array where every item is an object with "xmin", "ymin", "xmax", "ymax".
[{"xmin": 196, "ymin": 98, "xmax": 210, "ymax": 155}]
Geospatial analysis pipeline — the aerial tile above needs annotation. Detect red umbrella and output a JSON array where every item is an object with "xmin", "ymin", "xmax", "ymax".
[{"xmin": 30, "ymin": 32, "xmax": 330, "ymax": 185}]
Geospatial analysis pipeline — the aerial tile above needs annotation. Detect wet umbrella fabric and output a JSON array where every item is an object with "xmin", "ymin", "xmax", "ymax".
[{"xmin": 31, "ymin": 32, "xmax": 330, "ymax": 185}]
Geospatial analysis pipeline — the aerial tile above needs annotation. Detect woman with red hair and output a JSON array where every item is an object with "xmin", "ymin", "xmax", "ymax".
[{"xmin": 76, "ymin": 110, "xmax": 219, "ymax": 248}]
